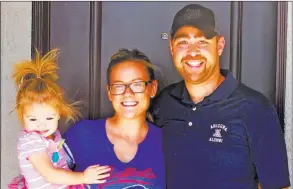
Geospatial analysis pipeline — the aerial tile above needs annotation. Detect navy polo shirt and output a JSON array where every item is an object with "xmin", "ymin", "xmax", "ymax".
[{"xmin": 150, "ymin": 69, "xmax": 290, "ymax": 189}]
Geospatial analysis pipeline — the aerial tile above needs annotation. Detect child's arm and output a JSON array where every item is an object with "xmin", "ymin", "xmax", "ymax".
[{"xmin": 29, "ymin": 151, "xmax": 111, "ymax": 185}]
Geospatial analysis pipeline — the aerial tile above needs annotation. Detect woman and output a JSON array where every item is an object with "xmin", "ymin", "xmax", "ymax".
[{"xmin": 63, "ymin": 49, "xmax": 165, "ymax": 189}]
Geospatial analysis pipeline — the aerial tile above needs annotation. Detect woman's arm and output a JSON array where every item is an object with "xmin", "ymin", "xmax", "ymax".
[{"xmin": 29, "ymin": 151, "xmax": 111, "ymax": 185}]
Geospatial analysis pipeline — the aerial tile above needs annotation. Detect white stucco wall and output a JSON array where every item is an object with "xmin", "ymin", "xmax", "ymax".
[
  {"xmin": 1, "ymin": 2, "xmax": 32, "ymax": 188},
  {"xmin": 285, "ymin": 2, "xmax": 293, "ymax": 188}
]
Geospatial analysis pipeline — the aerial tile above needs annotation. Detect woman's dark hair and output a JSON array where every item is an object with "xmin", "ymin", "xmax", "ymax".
[{"xmin": 107, "ymin": 48, "xmax": 157, "ymax": 84}]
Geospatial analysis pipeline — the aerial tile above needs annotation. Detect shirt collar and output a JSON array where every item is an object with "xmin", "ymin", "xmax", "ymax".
[{"xmin": 170, "ymin": 69, "xmax": 238, "ymax": 104}]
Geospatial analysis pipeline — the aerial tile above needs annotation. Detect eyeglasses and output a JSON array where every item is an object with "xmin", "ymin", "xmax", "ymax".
[{"xmin": 108, "ymin": 80, "xmax": 152, "ymax": 95}]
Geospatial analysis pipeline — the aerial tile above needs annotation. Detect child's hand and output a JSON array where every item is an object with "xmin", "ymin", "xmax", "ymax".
[{"xmin": 83, "ymin": 165, "xmax": 111, "ymax": 184}]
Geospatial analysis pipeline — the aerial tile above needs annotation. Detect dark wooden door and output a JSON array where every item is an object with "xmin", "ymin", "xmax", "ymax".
[
  {"xmin": 98, "ymin": 2, "xmax": 278, "ymax": 117},
  {"xmin": 32, "ymin": 1, "xmax": 286, "ymax": 131},
  {"xmin": 99, "ymin": 2, "xmax": 234, "ymax": 117}
]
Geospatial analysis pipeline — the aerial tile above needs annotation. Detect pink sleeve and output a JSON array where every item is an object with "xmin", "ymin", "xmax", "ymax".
[{"xmin": 17, "ymin": 132, "xmax": 49, "ymax": 159}]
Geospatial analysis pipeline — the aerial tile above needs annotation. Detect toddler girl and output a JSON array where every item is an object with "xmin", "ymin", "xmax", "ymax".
[{"xmin": 8, "ymin": 49, "xmax": 111, "ymax": 189}]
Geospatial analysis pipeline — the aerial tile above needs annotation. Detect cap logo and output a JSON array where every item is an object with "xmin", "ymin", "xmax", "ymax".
[{"xmin": 184, "ymin": 8, "xmax": 202, "ymax": 20}]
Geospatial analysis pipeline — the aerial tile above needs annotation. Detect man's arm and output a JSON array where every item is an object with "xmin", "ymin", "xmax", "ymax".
[
  {"xmin": 258, "ymin": 183, "xmax": 289, "ymax": 189},
  {"xmin": 248, "ymin": 103, "xmax": 290, "ymax": 189}
]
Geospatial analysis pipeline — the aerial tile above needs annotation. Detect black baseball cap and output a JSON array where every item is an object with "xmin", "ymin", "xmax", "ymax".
[{"xmin": 170, "ymin": 4, "xmax": 219, "ymax": 39}]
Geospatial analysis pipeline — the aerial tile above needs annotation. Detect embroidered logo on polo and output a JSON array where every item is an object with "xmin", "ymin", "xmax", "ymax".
[{"xmin": 209, "ymin": 124, "xmax": 227, "ymax": 143}]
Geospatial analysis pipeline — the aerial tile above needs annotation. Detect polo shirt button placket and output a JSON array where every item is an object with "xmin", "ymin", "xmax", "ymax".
[
  {"xmin": 185, "ymin": 106, "xmax": 197, "ymax": 130},
  {"xmin": 187, "ymin": 106, "xmax": 197, "ymax": 127}
]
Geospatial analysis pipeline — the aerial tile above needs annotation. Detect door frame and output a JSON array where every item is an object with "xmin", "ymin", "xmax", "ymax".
[
  {"xmin": 31, "ymin": 1, "xmax": 288, "ymax": 128},
  {"xmin": 31, "ymin": 1, "xmax": 103, "ymax": 120},
  {"xmin": 0, "ymin": 2, "xmax": 2, "ymax": 183}
]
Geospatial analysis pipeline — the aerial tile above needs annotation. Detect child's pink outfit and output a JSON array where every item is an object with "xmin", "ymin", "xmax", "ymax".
[{"xmin": 8, "ymin": 129, "xmax": 86, "ymax": 189}]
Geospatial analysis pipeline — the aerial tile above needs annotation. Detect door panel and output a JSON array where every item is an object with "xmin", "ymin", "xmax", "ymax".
[
  {"xmin": 241, "ymin": 2, "xmax": 277, "ymax": 102},
  {"xmin": 100, "ymin": 2, "xmax": 232, "ymax": 117},
  {"xmin": 50, "ymin": 2, "xmax": 91, "ymax": 132}
]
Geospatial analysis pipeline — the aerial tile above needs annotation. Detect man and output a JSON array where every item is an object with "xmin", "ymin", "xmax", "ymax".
[{"xmin": 150, "ymin": 4, "xmax": 290, "ymax": 189}]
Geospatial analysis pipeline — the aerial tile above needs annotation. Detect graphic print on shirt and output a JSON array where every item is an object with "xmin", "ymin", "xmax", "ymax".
[
  {"xmin": 209, "ymin": 124, "xmax": 228, "ymax": 143},
  {"xmin": 90, "ymin": 167, "xmax": 161, "ymax": 189}
]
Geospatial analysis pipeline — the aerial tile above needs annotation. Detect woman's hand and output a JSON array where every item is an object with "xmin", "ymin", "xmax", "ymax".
[{"xmin": 83, "ymin": 165, "xmax": 111, "ymax": 184}]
